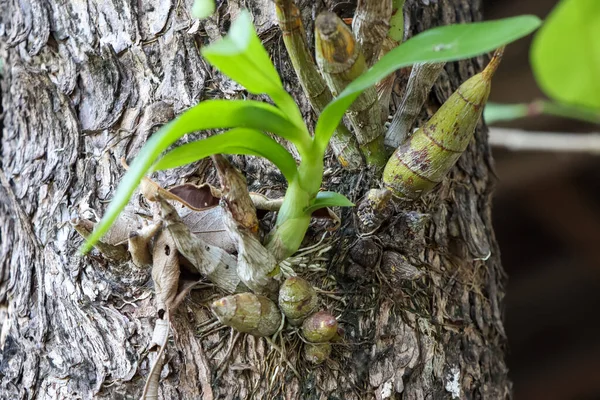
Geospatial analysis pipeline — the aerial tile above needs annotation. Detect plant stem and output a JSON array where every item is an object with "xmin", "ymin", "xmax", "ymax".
[
  {"xmin": 488, "ymin": 127, "xmax": 600, "ymax": 154},
  {"xmin": 315, "ymin": 12, "xmax": 388, "ymax": 169},
  {"xmin": 265, "ymin": 149, "xmax": 324, "ymax": 261},
  {"xmin": 388, "ymin": 0, "xmax": 405, "ymax": 42},
  {"xmin": 266, "ymin": 179, "xmax": 313, "ymax": 261},
  {"xmin": 352, "ymin": 0, "xmax": 393, "ymax": 67},
  {"xmin": 385, "ymin": 62, "xmax": 445, "ymax": 148},
  {"xmin": 540, "ymin": 101, "xmax": 600, "ymax": 124},
  {"xmin": 274, "ymin": 0, "xmax": 364, "ymax": 170}
]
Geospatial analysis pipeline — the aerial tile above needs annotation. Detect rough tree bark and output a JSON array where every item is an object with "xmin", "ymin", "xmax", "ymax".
[{"xmin": 0, "ymin": 0, "xmax": 510, "ymax": 399}]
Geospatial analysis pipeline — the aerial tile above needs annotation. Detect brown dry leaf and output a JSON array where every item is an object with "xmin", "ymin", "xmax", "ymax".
[
  {"xmin": 151, "ymin": 228, "xmax": 180, "ymax": 314},
  {"xmin": 166, "ymin": 182, "xmax": 338, "ymax": 233},
  {"xmin": 137, "ymin": 175, "xmax": 234, "ymax": 253},
  {"xmin": 128, "ymin": 222, "xmax": 162, "ymax": 268},
  {"xmin": 178, "ymin": 206, "xmax": 237, "ymax": 254},
  {"xmin": 102, "ymin": 207, "xmax": 147, "ymax": 246},
  {"xmin": 168, "ymin": 183, "xmax": 221, "ymax": 210},
  {"xmin": 319, "ymin": 207, "xmax": 341, "ymax": 231},
  {"xmin": 226, "ymin": 223, "xmax": 279, "ymax": 296},
  {"xmin": 140, "ymin": 318, "xmax": 169, "ymax": 400},
  {"xmin": 158, "ymin": 197, "xmax": 241, "ymax": 293},
  {"xmin": 72, "ymin": 203, "xmax": 144, "ymax": 261},
  {"xmin": 128, "ymin": 156, "xmax": 216, "ymax": 210}
]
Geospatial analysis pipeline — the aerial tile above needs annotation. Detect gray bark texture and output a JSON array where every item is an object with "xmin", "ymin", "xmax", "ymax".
[{"xmin": 0, "ymin": 0, "xmax": 509, "ymax": 399}]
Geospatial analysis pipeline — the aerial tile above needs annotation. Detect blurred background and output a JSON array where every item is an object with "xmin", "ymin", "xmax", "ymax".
[{"xmin": 484, "ymin": 1, "xmax": 600, "ymax": 399}]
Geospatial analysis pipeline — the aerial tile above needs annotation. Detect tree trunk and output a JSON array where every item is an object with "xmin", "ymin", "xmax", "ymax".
[{"xmin": 0, "ymin": 0, "xmax": 510, "ymax": 399}]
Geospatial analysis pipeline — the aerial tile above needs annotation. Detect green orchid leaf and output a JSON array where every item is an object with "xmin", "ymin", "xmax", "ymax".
[
  {"xmin": 154, "ymin": 128, "xmax": 298, "ymax": 183},
  {"xmin": 531, "ymin": 0, "xmax": 600, "ymax": 110},
  {"xmin": 315, "ymin": 15, "xmax": 542, "ymax": 153},
  {"xmin": 304, "ymin": 191, "xmax": 354, "ymax": 214},
  {"xmin": 202, "ymin": 11, "xmax": 281, "ymax": 93},
  {"xmin": 192, "ymin": 0, "xmax": 215, "ymax": 19},
  {"xmin": 80, "ymin": 100, "xmax": 302, "ymax": 254},
  {"xmin": 202, "ymin": 10, "xmax": 306, "ymax": 128}
]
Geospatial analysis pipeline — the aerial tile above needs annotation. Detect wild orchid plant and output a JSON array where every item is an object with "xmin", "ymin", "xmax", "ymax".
[{"xmin": 81, "ymin": 10, "xmax": 540, "ymax": 261}]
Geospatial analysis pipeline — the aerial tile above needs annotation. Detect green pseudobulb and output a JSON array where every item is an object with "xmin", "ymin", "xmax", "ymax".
[{"xmin": 383, "ymin": 48, "xmax": 503, "ymax": 199}]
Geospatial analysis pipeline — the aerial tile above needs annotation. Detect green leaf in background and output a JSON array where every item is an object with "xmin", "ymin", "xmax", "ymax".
[
  {"xmin": 202, "ymin": 10, "xmax": 305, "ymax": 128},
  {"xmin": 154, "ymin": 128, "xmax": 298, "ymax": 183},
  {"xmin": 80, "ymin": 100, "xmax": 303, "ymax": 254},
  {"xmin": 304, "ymin": 191, "xmax": 354, "ymax": 214},
  {"xmin": 314, "ymin": 15, "xmax": 542, "ymax": 153},
  {"xmin": 191, "ymin": 0, "xmax": 215, "ymax": 19},
  {"xmin": 531, "ymin": 0, "xmax": 600, "ymax": 110}
]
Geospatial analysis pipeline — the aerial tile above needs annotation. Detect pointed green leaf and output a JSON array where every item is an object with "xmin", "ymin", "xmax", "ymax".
[
  {"xmin": 154, "ymin": 128, "xmax": 298, "ymax": 182},
  {"xmin": 304, "ymin": 191, "xmax": 354, "ymax": 214},
  {"xmin": 203, "ymin": 11, "xmax": 281, "ymax": 93},
  {"xmin": 531, "ymin": 0, "xmax": 600, "ymax": 110},
  {"xmin": 80, "ymin": 100, "xmax": 302, "ymax": 254},
  {"xmin": 202, "ymin": 10, "xmax": 305, "ymax": 128},
  {"xmin": 315, "ymin": 15, "xmax": 542, "ymax": 153}
]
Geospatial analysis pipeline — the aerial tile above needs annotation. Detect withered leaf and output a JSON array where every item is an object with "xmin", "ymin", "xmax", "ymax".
[
  {"xmin": 152, "ymin": 228, "xmax": 180, "ymax": 313},
  {"xmin": 158, "ymin": 198, "xmax": 241, "ymax": 293},
  {"xmin": 178, "ymin": 206, "xmax": 237, "ymax": 254},
  {"xmin": 168, "ymin": 183, "xmax": 222, "ymax": 211},
  {"xmin": 128, "ymin": 222, "xmax": 162, "ymax": 268}
]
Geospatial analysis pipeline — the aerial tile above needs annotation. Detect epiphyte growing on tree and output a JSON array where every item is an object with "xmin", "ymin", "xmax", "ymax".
[{"xmin": 81, "ymin": 6, "xmax": 539, "ymax": 263}]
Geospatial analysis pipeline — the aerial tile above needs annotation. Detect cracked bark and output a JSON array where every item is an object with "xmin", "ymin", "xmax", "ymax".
[{"xmin": 0, "ymin": 0, "xmax": 510, "ymax": 399}]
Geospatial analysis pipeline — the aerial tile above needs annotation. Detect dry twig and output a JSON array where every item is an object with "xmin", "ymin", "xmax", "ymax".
[{"xmin": 488, "ymin": 128, "xmax": 600, "ymax": 154}]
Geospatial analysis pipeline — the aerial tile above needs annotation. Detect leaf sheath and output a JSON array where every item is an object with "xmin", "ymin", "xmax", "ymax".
[
  {"xmin": 385, "ymin": 62, "xmax": 446, "ymax": 148},
  {"xmin": 352, "ymin": 0, "xmax": 393, "ymax": 66}
]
